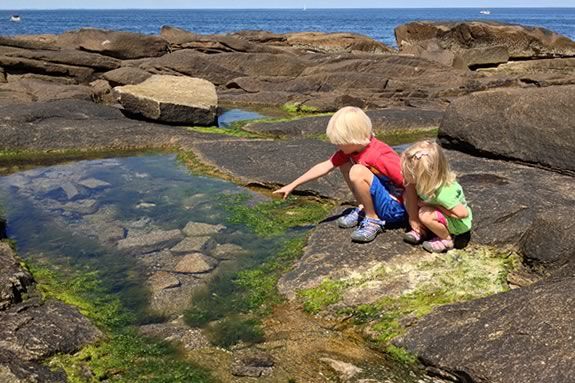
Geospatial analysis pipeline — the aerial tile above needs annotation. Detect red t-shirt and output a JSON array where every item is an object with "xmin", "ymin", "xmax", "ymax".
[{"xmin": 330, "ymin": 137, "xmax": 404, "ymax": 200}]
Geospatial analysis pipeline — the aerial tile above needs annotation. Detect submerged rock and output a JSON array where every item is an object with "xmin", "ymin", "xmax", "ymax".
[
  {"xmin": 182, "ymin": 221, "xmax": 225, "ymax": 237},
  {"xmin": 139, "ymin": 317, "xmax": 210, "ymax": 350},
  {"xmin": 117, "ymin": 229, "xmax": 183, "ymax": 254},
  {"xmin": 115, "ymin": 74, "xmax": 218, "ymax": 125},
  {"xmin": 170, "ymin": 236, "xmax": 212, "ymax": 254},
  {"xmin": 210, "ymin": 243, "xmax": 249, "ymax": 260},
  {"xmin": 174, "ymin": 253, "xmax": 218, "ymax": 274}
]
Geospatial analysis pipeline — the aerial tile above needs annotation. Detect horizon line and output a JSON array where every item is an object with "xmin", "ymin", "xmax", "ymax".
[{"xmin": 2, "ymin": 6, "xmax": 575, "ymax": 10}]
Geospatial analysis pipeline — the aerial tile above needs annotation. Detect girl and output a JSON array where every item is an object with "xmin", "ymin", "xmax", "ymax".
[{"xmin": 400, "ymin": 140, "xmax": 472, "ymax": 253}]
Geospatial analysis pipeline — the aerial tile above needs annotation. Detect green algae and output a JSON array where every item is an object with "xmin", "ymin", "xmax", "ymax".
[
  {"xmin": 184, "ymin": 236, "xmax": 307, "ymax": 347},
  {"xmin": 385, "ymin": 345, "xmax": 419, "ymax": 366},
  {"xmin": 299, "ymin": 278, "xmax": 348, "ymax": 314},
  {"xmin": 186, "ymin": 120, "xmax": 268, "ymax": 139},
  {"xmin": 26, "ymin": 261, "xmax": 215, "ymax": 382},
  {"xmin": 219, "ymin": 193, "xmax": 335, "ymax": 237},
  {"xmin": 282, "ymin": 102, "xmax": 321, "ymax": 115},
  {"xmin": 176, "ymin": 150, "xmax": 238, "ymax": 182},
  {"xmin": 299, "ymin": 246, "xmax": 520, "ymax": 355}
]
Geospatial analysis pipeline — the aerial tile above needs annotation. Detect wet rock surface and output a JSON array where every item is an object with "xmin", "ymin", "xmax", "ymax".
[{"xmin": 192, "ymin": 138, "xmax": 351, "ymax": 200}]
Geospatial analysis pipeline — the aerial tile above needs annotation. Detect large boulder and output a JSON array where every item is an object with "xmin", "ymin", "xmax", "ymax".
[
  {"xmin": 395, "ymin": 21, "xmax": 575, "ymax": 69},
  {"xmin": 395, "ymin": 276, "xmax": 575, "ymax": 383},
  {"xmin": 115, "ymin": 75, "xmax": 218, "ymax": 125},
  {"xmin": 56, "ymin": 28, "xmax": 169, "ymax": 60},
  {"xmin": 439, "ymin": 85, "xmax": 575, "ymax": 174}
]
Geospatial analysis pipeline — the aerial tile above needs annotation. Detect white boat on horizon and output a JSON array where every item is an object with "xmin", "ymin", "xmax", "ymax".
[
  {"xmin": 479, "ymin": 10, "xmax": 491, "ymax": 15},
  {"xmin": 10, "ymin": 15, "xmax": 21, "ymax": 22}
]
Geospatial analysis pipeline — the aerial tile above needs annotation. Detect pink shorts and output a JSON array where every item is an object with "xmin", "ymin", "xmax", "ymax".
[{"xmin": 435, "ymin": 210, "xmax": 448, "ymax": 226}]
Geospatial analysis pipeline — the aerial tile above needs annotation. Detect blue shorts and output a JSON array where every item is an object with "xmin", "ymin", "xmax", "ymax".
[{"xmin": 370, "ymin": 176, "xmax": 406, "ymax": 224}]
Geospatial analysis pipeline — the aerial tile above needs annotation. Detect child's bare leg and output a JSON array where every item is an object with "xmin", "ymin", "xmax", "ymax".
[
  {"xmin": 348, "ymin": 164, "xmax": 378, "ymax": 219},
  {"xmin": 339, "ymin": 161, "xmax": 365, "ymax": 210},
  {"xmin": 418, "ymin": 206, "xmax": 451, "ymax": 240}
]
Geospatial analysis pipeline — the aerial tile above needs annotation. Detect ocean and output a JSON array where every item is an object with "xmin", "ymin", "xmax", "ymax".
[{"xmin": 0, "ymin": 8, "xmax": 574, "ymax": 48}]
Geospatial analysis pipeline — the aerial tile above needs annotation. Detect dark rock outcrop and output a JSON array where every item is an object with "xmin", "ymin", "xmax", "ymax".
[
  {"xmin": 0, "ymin": 299, "xmax": 102, "ymax": 361},
  {"xmin": 55, "ymin": 28, "xmax": 170, "ymax": 60},
  {"xmin": 0, "ymin": 243, "xmax": 34, "ymax": 311},
  {"xmin": 102, "ymin": 67, "xmax": 152, "ymax": 86},
  {"xmin": 161, "ymin": 26, "xmax": 286, "ymax": 54},
  {"xmin": 0, "ymin": 244, "xmax": 103, "ymax": 381},
  {"xmin": 439, "ymin": 85, "xmax": 575, "ymax": 174},
  {"xmin": 396, "ymin": 277, "xmax": 575, "ymax": 383},
  {"xmin": 137, "ymin": 49, "xmax": 245, "ymax": 86},
  {"xmin": 0, "ymin": 77, "xmax": 94, "ymax": 104},
  {"xmin": 0, "ymin": 99, "xmax": 220, "ymax": 152},
  {"xmin": 395, "ymin": 21, "xmax": 575, "ymax": 69},
  {"xmin": 232, "ymin": 30, "xmax": 395, "ymax": 54}
]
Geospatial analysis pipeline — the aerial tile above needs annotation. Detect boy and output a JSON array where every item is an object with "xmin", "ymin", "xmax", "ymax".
[{"xmin": 273, "ymin": 106, "xmax": 407, "ymax": 243}]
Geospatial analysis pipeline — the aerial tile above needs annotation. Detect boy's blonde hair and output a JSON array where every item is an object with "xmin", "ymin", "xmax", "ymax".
[
  {"xmin": 326, "ymin": 106, "xmax": 372, "ymax": 145},
  {"xmin": 401, "ymin": 140, "xmax": 456, "ymax": 198}
]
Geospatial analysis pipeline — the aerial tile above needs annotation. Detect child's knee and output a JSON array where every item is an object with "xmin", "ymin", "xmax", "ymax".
[
  {"xmin": 418, "ymin": 206, "xmax": 435, "ymax": 223},
  {"xmin": 349, "ymin": 164, "xmax": 371, "ymax": 183}
]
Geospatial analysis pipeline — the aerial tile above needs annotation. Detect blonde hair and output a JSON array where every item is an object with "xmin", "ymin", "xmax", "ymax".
[
  {"xmin": 401, "ymin": 140, "xmax": 456, "ymax": 198},
  {"xmin": 326, "ymin": 106, "xmax": 372, "ymax": 145}
]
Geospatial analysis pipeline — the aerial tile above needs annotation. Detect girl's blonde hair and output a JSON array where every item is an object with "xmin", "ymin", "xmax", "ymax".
[
  {"xmin": 326, "ymin": 106, "xmax": 372, "ymax": 145},
  {"xmin": 401, "ymin": 140, "xmax": 456, "ymax": 198}
]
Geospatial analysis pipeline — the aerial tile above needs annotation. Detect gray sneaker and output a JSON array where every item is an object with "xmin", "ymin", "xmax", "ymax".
[
  {"xmin": 351, "ymin": 217, "xmax": 385, "ymax": 243},
  {"xmin": 337, "ymin": 207, "xmax": 364, "ymax": 228}
]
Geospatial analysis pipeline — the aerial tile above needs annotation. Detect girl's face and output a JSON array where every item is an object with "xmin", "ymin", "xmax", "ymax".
[{"xmin": 337, "ymin": 144, "xmax": 365, "ymax": 155}]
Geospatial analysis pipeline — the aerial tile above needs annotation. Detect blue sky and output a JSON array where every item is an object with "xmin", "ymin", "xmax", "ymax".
[{"xmin": 1, "ymin": 1, "xmax": 573, "ymax": 9}]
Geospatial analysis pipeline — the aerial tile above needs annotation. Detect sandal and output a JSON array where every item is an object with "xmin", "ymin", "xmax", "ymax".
[
  {"xmin": 351, "ymin": 217, "xmax": 385, "ymax": 243},
  {"xmin": 337, "ymin": 207, "xmax": 365, "ymax": 228},
  {"xmin": 422, "ymin": 237, "xmax": 454, "ymax": 253},
  {"xmin": 403, "ymin": 229, "xmax": 426, "ymax": 245}
]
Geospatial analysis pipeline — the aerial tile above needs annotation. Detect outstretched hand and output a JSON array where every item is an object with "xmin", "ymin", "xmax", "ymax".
[{"xmin": 272, "ymin": 185, "xmax": 294, "ymax": 200}]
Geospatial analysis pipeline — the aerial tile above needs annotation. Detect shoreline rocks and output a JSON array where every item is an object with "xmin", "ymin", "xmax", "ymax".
[{"xmin": 395, "ymin": 21, "xmax": 575, "ymax": 69}]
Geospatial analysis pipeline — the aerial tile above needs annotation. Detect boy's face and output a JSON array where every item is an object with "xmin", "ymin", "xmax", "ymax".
[{"xmin": 337, "ymin": 144, "xmax": 366, "ymax": 155}]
